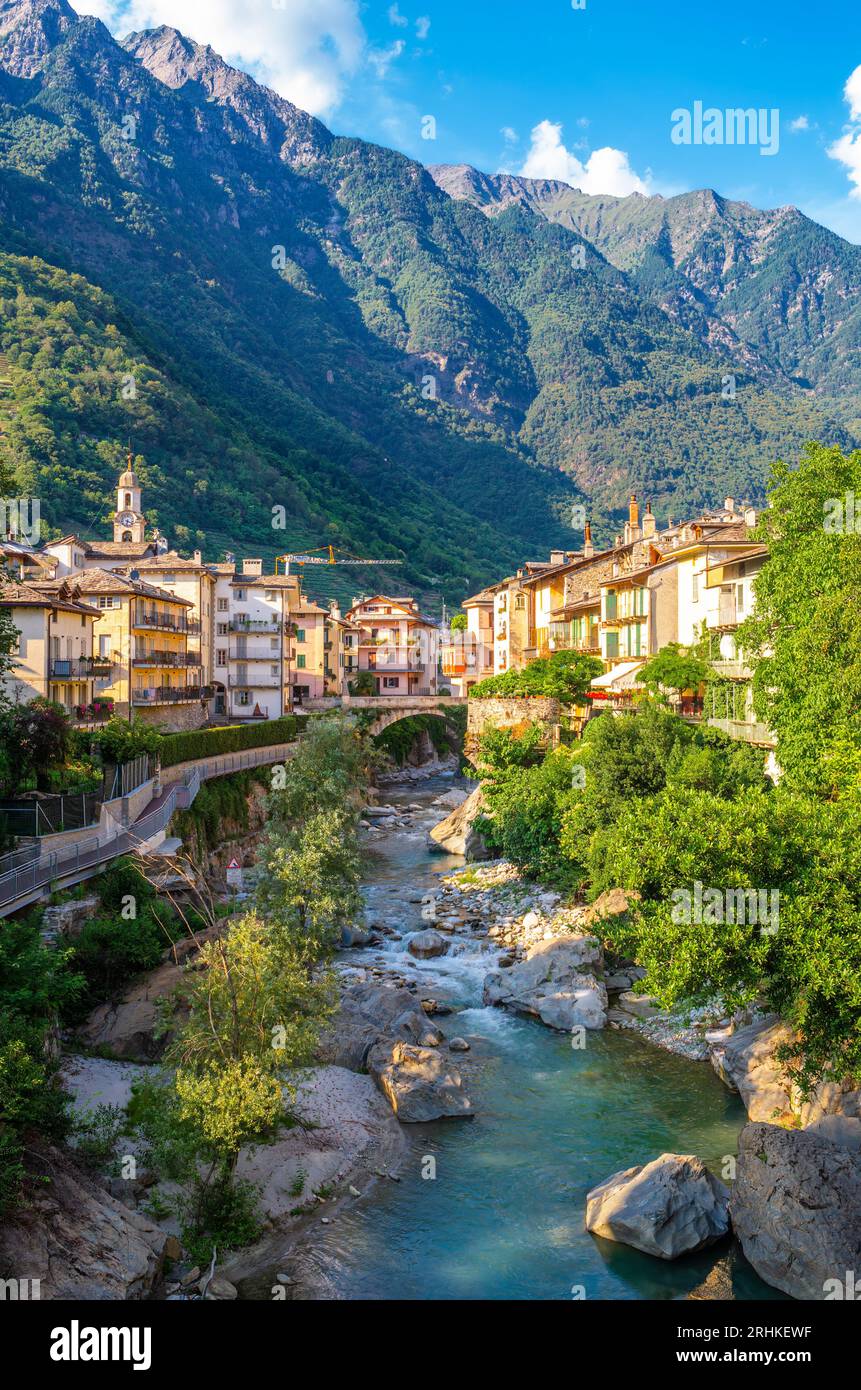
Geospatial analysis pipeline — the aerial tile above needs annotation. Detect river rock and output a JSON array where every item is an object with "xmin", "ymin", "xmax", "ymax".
[
  {"xmin": 316, "ymin": 980, "xmax": 421, "ymax": 1070},
  {"xmin": 0, "ymin": 1146, "xmax": 168, "ymax": 1299},
  {"xmin": 392, "ymin": 1008, "xmax": 444, "ymax": 1048},
  {"xmin": 340, "ymin": 924, "xmax": 373, "ymax": 948},
  {"xmin": 709, "ymin": 1015, "xmax": 796, "ymax": 1122},
  {"xmin": 428, "ymin": 785, "xmax": 490, "ymax": 860},
  {"xmin": 730, "ymin": 1122, "xmax": 861, "ymax": 1299},
  {"xmin": 483, "ymin": 935, "xmax": 607, "ymax": 1032},
  {"xmin": 582, "ymin": 887, "xmax": 640, "ymax": 928},
  {"xmin": 40, "ymin": 893, "xmax": 100, "ymax": 944},
  {"xmin": 367, "ymin": 1041, "xmax": 475, "ymax": 1122},
  {"xmin": 448, "ymin": 1037, "xmax": 470, "ymax": 1051},
  {"xmin": 433, "ymin": 788, "xmax": 470, "ymax": 810},
  {"xmin": 586, "ymin": 1153, "xmax": 730, "ymax": 1260},
  {"xmin": 407, "ymin": 929, "xmax": 448, "ymax": 959}
]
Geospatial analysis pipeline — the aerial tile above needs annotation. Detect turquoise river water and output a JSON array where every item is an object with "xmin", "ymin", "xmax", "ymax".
[{"xmin": 296, "ymin": 775, "xmax": 784, "ymax": 1302}]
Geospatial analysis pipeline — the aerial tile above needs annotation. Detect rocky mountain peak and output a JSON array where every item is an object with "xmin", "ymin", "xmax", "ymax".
[
  {"xmin": 0, "ymin": 0, "xmax": 76, "ymax": 77},
  {"xmin": 122, "ymin": 23, "xmax": 329, "ymax": 165}
]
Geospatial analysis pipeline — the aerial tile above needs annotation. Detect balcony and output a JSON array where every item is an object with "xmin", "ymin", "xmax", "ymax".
[
  {"xmin": 711, "ymin": 658, "xmax": 752, "ymax": 680},
  {"xmin": 228, "ymin": 674, "xmax": 281, "ymax": 689},
  {"xmin": 230, "ymin": 617, "xmax": 283, "ymax": 634},
  {"xmin": 50, "ymin": 657, "xmax": 102, "ymax": 679},
  {"xmin": 133, "ymin": 606, "xmax": 188, "ymax": 634},
  {"xmin": 131, "ymin": 686, "xmax": 206, "ymax": 706},
  {"xmin": 228, "ymin": 645, "xmax": 280, "ymax": 661},
  {"xmin": 132, "ymin": 652, "xmax": 201, "ymax": 669},
  {"xmin": 706, "ymin": 593, "xmax": 739, "ymax": 631}
]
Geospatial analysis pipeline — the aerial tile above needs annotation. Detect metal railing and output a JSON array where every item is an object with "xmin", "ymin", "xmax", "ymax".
[
  {"xmin": 230, "ymin": 618, "xmax": 282, "ymax": 633},
  {"xmin": 0, "ymin": 792, "xmax": 101, "ymax": 837},
  {"xmin": 131, "ymin": 686, "xmax": 204, "ymax": 705},
  {"xmin": 133, "ymin": 606, "xmax": 189, "ymax": 633},
  {"xmin": 132, "ymin": 652, "xmax": 201, "ymax": 668},
  {"xmin": 0, "ymin": 740, "xmax": 298, "ymax": 913},
  {"xmin": 50, "ymin": 657, "xmax": 107, "ymax": 679}
]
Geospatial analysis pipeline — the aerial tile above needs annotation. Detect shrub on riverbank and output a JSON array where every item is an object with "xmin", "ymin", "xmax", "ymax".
[{"xmin": 468, "ymin": 650, "xmax": 602, "ymax": 703}]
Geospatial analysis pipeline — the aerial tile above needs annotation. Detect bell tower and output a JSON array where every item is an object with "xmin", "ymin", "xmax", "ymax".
[{"xmin": 113, "ymin": 450, "xmax": 146, "ymax": 543}]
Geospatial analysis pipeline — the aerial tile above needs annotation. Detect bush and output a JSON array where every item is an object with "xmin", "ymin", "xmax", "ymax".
[
  {"xmin": 468, "ymin": 650, "xmax": 602, "ymax": 703},
  {"xmin": 68, "ymin": 908, "xmax": 174, "ymax": 1004},
  {"xmin": 159, "ymin": 716, "xmax": 301, "ymax": 768}
]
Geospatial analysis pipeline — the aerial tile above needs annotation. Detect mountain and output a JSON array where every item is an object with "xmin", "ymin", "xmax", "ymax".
[
  {"xmin": 0, "ymin": 1, "xmax": 855, "ymax": 608},
  {"xmin": 430, "ymin": 166, "xmax": 861, "ymax": 427}
]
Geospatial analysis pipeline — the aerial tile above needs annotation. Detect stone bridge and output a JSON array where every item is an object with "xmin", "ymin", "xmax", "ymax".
[{"xmin": 301, "ymin": 694, "xmax": 466, "ymax": 737}]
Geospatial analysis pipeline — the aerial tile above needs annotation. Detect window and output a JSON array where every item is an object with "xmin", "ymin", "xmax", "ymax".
[
  {"xmin": 216, "ymin": 650, "xmax": 226, "ymax": 666},
  {"xmin": 297, "ymin": 654, "xmax": 306, "ymax": 669},
  {"xmin": 736, "ymin": 583, "xmax": 744, "ymax": 613},
  {"xmin": 270, "ymin": 637, "xmax": 278, "ymax": 651},
  {"xmin": 217, "ymin": 622, "xmax": 228, "ymax": 635},
  {"xmin": 270, "ymin": 665, "xmax": 278, "ymax": 677},
  {"xmin": 235, "ymin": 589, "xmax": 246, "ymax": 602},
  {"xmin": 265, "ymin": 590, "xmax": 277, "ymax": 601},
  {"xmin": 515, "ymin": 595, "xmax": 525, "ymax": 610},
  {"xmin": 217, "ymin": 598, "xmax": 228, "ymax": 612},
  {"xmin": 98, "ymin": 595, "xmax": 115, "ymax": 609},
  {"xmin": 383, "ymin": 677, "xmax": 399, "ymax": 688},
  {"xmin": 236, "ymin": 690, "xmax": 250, "ymax": 706},
  {"xmin": 692, "ymin": 572, "xmax": 699, "ymax": 602}
]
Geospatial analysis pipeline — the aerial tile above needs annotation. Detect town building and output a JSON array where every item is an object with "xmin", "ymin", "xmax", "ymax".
[
  {"xmin": 0, "ymin": 577, "xmax": 106, "ymax": 716},
  {"xmin": 211, "ymin": 562, "xmax": 297, "ymax": 721},
  {"xmin": 441, "ymin": 587, "xmax": 495, "ymax": 695},
  {"xmin": 58, "ymin": 569, "xmax": 202, "ymax": 729},
  {"xmin": 345, "ymin": 595, "xmax": 439, "ymax": 695}
]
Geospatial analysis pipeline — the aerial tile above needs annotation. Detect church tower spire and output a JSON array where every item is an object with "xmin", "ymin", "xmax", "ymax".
[{"xmin": 114, "ymin": 447, "xmax": 146, "ymax": 543}]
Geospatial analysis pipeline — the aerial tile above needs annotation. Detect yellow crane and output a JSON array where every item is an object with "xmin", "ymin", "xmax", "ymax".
[{"xmin": 274, "ymin": 545, "xmax": 402, "ymax": 577}]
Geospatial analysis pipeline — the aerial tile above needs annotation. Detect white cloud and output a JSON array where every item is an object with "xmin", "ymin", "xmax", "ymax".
[
  {"xmin": 500, "ymin": 125, "xmax": 518, "ymax": 144},
  {"xmin": 789, "ymin": 115, "xmax": 810, "ymax": 132},
  {"xmin": 387, "ymin": 3, "xmax": 408, "ymax": 27},
  {"xmin": 415, "ymin": 16, "xmax": 431, "ymax": 40},
  {"xmin": 828, "ymin": 65, "xmax": 861, "ymax": 199},
  {"xmin": 74, "ymin": 0, "xmax": 367, "ymax": 117},
  {"xmin": 519, "ymin": 119, "xmax": 650, "ymax": 196},
  {"xmin": 367, "ymin": 39, "xmax": 405, "ymax": 79}
]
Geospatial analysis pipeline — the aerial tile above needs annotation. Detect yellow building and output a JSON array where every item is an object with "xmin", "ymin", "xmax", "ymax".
[
  {"xmin": 0, "ymin": 578, "xmax": 105, "ymax": 717},
  {"xmin": 68, "ymin": 569, "xmax": 203, "ymax": 729},
  {"xmin": 127, "ymin": 551, "xmax": 215, "ymax": 699}
]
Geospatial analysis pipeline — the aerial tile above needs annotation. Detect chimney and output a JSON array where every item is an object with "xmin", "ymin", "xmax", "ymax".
[
  {"xmin": 583, "ymin": 521, "xmax": 594, "ymax": 559},
  {"xmin": 744, "ymin": 507, "xmax": 757, "ymax": 528},
  {"xmin": 724, "ymin": 496, "xmax": 736, "ymax": 514},
  {"xmin": 193, "ymin": 549, "xmax": 202, "ymax": 566},
  {"xmin": 642, "ymin": 502, "xmax": 656, "ymax": 539},
  {"xmin": 242, "ymin": 558, "xmax": 263, "ymax": 576},
  {"xmin": 550, "ymin": 549, "xmax": 566, "ymax": 565},
  {"xmin": 629, "ymin": 493, "xmax": 639, "ymax": 530}
]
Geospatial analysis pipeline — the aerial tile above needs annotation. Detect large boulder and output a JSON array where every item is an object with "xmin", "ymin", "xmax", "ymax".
[
  {"xmin": 709, "ymin": 1015, "xmax": 796, "ymax": 1122},
  {"xmin": 586, "ymin": 1153, "xmax": 730, "ymax": 1260},
  {"xmin": 367, "ymin": 1041, "xmax": 475, "ymax": 1122},
  {"xmin": 730, "ymin": 1122, "xmax": 861, "ymax": 1300},
  {"xmin": 483, "ymin": 935, "xmax": 607, "ymax": 1032},
  {"xmin": 582, "ymin": 887, "xmax": 640, "ymax": 929},
  {"xmin": 316, "ymin": 980, "xmax": 419, "ymax": 1071},
  {"xmin": 0, "ymin": 1147, "xmax": 168, "ymax": 1299},
  {"xmin": 407, "ymin": 929, "xmax": 448, "ymax": 959},
  {"xmin": 710, "ymin": 1015, "xmax": 861, "ymax": 1129},
  {"xmin": 428, "ymin": 785, "xmax": 490, "ymax": 860}
]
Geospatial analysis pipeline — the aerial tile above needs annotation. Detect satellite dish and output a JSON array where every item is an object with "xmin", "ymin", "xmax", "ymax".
[{"xmin": 130, "ymin": 569, "xmax": 140, "ymax": 580}]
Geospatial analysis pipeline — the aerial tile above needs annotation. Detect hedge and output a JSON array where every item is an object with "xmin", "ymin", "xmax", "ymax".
[{"xmin": 159, "ymin": 716, "xmax": 305, "ymax": 768}]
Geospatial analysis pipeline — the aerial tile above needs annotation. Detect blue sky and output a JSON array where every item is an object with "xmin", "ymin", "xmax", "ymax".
[{"xmin": 82, "ymin": 0, "xmax": 861, "ymax": 241}]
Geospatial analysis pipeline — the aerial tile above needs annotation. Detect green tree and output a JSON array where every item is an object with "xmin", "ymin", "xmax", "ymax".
[
  {"xmin": 740, "ymin": 442, "xmax": 861, "ymax": 795},
  {"xmin": 639, "ymin": 642, "xmax": 709, "ymax": 702},
  {"xmin": 450, "ymin": 613, "xmax": 467, "ymax": 631},
  {"xmin": 257, "ymin": 809, "xmax": 364, "ymax": 965}
]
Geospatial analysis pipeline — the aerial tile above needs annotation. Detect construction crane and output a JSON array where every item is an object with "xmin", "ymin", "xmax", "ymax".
[{"xmin": 274, "ymin": 545, "xmax": 402, "ymax": 577}]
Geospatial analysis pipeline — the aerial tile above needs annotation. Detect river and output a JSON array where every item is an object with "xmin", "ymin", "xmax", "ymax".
[{"xmin": 295, "ymin": 773, "xmax": 785, "ymax": 1302}]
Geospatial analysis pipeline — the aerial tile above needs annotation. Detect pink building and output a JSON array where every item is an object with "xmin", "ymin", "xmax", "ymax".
[{"xmin": 345, "ymin": 595, "xmax": 439, "ymax": 695}]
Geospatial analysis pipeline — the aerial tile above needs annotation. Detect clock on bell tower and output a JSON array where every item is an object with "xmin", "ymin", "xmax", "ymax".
[{"xmin": 113, "ymin": 453, "xmax": 146, "ymax": 543}]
